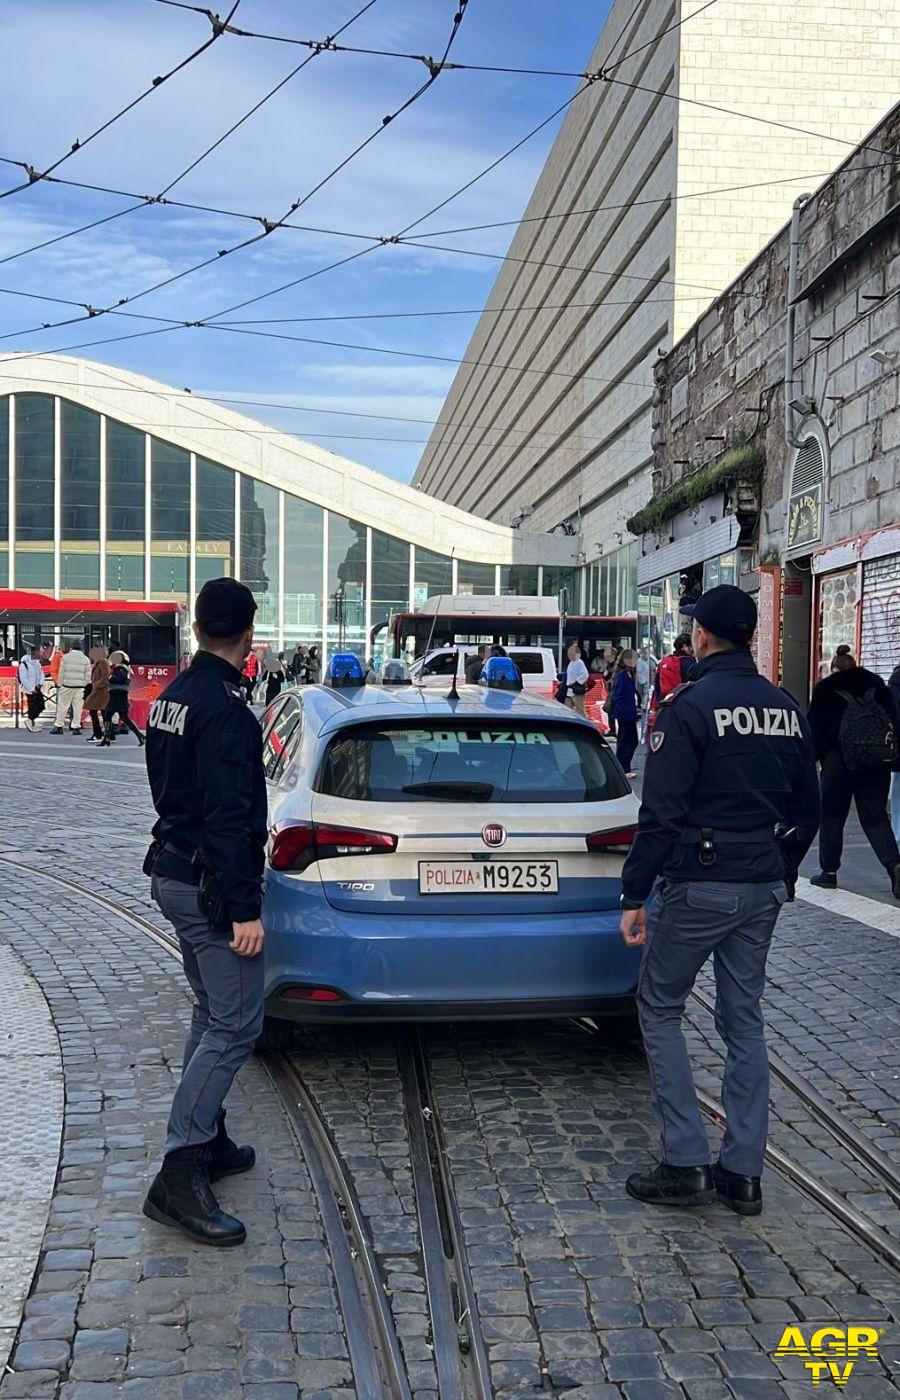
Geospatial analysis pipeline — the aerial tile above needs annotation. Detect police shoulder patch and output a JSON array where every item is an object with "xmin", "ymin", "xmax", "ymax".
[
  {"xmin": 221, "ymin": 680, "xmax": 246, "ymax": 702},
  {"xmin": 659, "ymin": 681, "xmax": 694, "ymax": 707},
  {"xmin": 649, "ymin": 730, "xmax": 666, "ymax": 753}
]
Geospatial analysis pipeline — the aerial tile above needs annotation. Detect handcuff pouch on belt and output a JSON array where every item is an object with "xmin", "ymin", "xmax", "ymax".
[
  {"xmin": 193, "ymin": 848, "xmax": 231, "ymax": 932},
  {"xmin": 697, "ymin": 827, "xmax": 717, "ymax": 867}
]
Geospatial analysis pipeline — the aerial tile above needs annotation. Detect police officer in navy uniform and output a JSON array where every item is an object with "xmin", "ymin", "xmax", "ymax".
[
  {"xmin": 142, "ymin": 578, "xmax": 267, "ymax": 1247},
  {"xmin": 620, "ymin": 585, "xmax": 819, "ymax": 1216}
]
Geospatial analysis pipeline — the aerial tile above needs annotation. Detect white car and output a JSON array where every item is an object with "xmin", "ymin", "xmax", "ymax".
[
  {"xmin": 258, "ymin": 679, "xmax": 642, "ymax": 1039},
  {"xmin": 409, "ymin": 645, "xmax": 558, "ymax": 698}
]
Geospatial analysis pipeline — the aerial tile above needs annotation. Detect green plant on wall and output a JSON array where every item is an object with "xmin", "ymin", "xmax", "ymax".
[{"xmin": 626, "ymin": 442, "xmax": 765, "ymax": 537}]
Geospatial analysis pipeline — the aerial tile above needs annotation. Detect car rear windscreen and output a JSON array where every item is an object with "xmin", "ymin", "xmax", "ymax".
[{"xmin": 317, "ymin": 720, "xmax": 628, "ymax": 803}]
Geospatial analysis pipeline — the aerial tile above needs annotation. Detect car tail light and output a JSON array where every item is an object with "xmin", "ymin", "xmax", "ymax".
[
  {"xmin": 283, "ymin": 986, "xmax": 345, "ymax": 1002},
  {"xmin": 586, "ymin": 826, "xmax": 638, "ymax": 853},
  {"xmin": 269, "ymin": 821, "xmax": 397, "ymax": 871}
]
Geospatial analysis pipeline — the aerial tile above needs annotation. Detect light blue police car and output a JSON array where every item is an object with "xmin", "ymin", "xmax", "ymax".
[{"xmin": 257, "ymin": 656, "xmax": 641, "ymax": 1042}]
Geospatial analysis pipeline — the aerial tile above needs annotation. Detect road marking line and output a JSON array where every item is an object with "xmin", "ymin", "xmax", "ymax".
[
  {"xmin": 0, "ymin": 745, "xmax": 144, "ymax": 773},
  {"xmin": 796, "ymin": 877, "xmax": 899, "ymax": 940}
]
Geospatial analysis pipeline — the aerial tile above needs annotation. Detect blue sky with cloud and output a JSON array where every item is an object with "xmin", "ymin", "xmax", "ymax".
[{"xmin": 1, "ymin": 0, "xmax": 610, "ymax": 480}]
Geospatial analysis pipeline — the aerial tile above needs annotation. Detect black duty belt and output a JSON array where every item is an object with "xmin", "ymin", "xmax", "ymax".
[
  {"xmin": 681, "ymin": 825, "xmax": 775, "ymax": 868},
  {"xmin": 154, "ymin": 840, "xmax": 202, "ymax": 886}
]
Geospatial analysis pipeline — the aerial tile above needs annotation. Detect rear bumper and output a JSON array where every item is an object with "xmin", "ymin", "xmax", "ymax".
[
  {"xmin": 266, "ymin": 992, "xmax": 637, "ymax": 1024},
  {"xmin": 262, "ymin": 876, "xmax": 641, "ymax": 1022}
]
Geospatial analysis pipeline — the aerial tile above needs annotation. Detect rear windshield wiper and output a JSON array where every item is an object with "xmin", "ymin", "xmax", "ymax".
[{"xmin": 401, "ymin": 781, "xmax": 495, "ymax": 800}]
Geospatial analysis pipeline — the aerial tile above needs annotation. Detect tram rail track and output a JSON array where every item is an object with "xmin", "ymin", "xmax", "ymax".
[
  {"xmin": 0, "ymin": 854, "xmax": 491, "ymax": 1398},
  {"xmin": 2, "ymin": 849, "xmax": 899, "ymax": 1394}
]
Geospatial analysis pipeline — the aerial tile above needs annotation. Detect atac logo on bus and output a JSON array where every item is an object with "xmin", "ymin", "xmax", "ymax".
[
  {"xmin": 773, "ymin": 1325, "xmax": 883, "ymax": 1386},
  {"xmin": 482, "ymin": 823, "xmax": 506, "ymax": 848}
]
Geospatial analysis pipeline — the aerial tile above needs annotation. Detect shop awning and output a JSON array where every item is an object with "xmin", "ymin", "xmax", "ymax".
[{"xmin": 637, "ymin": 515, "xmax": 740, "ymax": 587}]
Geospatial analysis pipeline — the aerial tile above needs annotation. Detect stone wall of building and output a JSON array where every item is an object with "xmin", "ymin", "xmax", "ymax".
[{"xmin": 650, "ymin": 104, "xmax": 900, "ymax": 562}]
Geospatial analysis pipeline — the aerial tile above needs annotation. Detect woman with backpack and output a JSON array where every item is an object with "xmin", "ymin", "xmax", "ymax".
[
  {"xmin": 806, "ymin": 646, "xmax": 900, "ymax": 898},
  {"xmin": 99, "ymin": 651, "xmax": 145, "ymax": 747},
  {"xmin": 609, "ymin": 648, "xmax": 641, "ymax": 780}
]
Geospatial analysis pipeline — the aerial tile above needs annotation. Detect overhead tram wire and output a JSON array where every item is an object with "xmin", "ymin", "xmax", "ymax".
[
  {"xmin": 0, "ymin": 367, "xmax": 660, "ymax": 453},
  {"xmin": 0, "ymin": 0, "xmax": 383, "ymax": 273},
  {"xmin": 603, "ymin": 0, "xmax": 722, "ymax": 74},
  {"xmin": 0, "ymin": 0, "xmax": 244, "ymax": 200},
  {"xmin": 0, "ymin": 161, "xmax": 847, "ymax": 272},
  {"xmin": 0, "ymin": 0, "xmax": 471, "ymax": 351}
]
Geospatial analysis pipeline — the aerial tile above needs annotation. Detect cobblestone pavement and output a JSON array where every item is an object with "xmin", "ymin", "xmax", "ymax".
[{"xmin": 0, "ymin": 734, "xmax": 898, "ymax": 1397}]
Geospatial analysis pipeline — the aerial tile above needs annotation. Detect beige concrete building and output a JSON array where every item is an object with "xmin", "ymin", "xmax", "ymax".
[{"xmin": 414, "ymin": 0, "xmax": 900, "ymax": 614}]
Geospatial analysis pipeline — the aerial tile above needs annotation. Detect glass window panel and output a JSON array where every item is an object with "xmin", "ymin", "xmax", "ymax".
[
  {"xmin": 60, "ymin": 401, "xmax": 100, "ymax": 595},
  {"xmin": 499, "ymin": 565, "xmax": 539, "ymax": 596},
  {"xmin": 413, "ymin": 546, "xmax": 452, "ymax": 605},
  {"xmin": 283, "ymin": 496, "xmax": 324, "ymax": 641},
  {"xmin": 196, "ymin": 457, "xmax": 235, "ymax": 587},
  {"xmin": 107, "ymin": 419, "xmax": 145, "ymax": 541},
  {"xmin": 542, "ymin": 567, "xmax": 577, "ymax": 607},
  {"xmin": 457, "ymin": 560, "xmax": 495, "ymax": 595},
  {"xmin": 106, "ymin": 418, "xmax": 145, "ymax": 594},
  {"xmin": 327, "ymin": 512, "xmax": 367, "ymax": 655},
  {"xmin": 240, "ymin": 476, "xmax": 280, "ymax": 637},
  {"xmin": 151, "ymin": 439, "xmax": 190, "ymax": 599},
  {"xmin": 0, "ymin": 398, "xmax": 7, "ymax": 586},
  {"xmin": 371, "ymin": 530, "xmax": 409, "ymax": 668},
  {"xmin": 15, "ymin": 393, "xmax": 55, "ymax": 590}
]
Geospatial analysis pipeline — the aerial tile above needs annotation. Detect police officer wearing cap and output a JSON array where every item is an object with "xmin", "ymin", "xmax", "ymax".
[
  {"xmin": 142, "ymin": 578, "xmax": 267, "ymax": 1247},
  {"xmin": 620, "ymin": 585, "xmax": 819, "ymax": 1215}
]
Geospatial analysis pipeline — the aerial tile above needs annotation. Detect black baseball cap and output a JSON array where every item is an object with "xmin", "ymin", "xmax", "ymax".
[
  {"xmin": 689, "ymin": 584, "xmax": 757, "ymax": 644},
  {"xmin": 195, "ymin": 578, "xmax": 257, "ymax": 638}
]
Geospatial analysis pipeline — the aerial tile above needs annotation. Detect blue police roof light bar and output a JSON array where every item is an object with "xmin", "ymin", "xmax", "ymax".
[
  {"xmin": 481, "ymin": 656, "xmax": 523, "ymax": 691},
  {"xmin": 327, "ymin": 653, "xmax": 367, "ymax": 687}
]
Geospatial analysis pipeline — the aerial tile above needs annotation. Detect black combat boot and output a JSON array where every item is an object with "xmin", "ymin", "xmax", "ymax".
[
  {"xmin": 625, "ymin": 1162, "xmax": 714, "ymax": 1207},
  {"xmin": 713, "ymin": 1160, "xmax": 762, "ymax": 1216},
  {"xmin": 208, "ymin": 1115, "xmax": 256, "ymax": 1181},
  {"xmin": 143, "ymin": 1146, "xmax": 246, "ymax": 1246}
]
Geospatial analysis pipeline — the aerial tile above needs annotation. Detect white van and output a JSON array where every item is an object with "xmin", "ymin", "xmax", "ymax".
[{"xmin": 409, "ymin": 646, "xmax": 558, "ymax": 698}]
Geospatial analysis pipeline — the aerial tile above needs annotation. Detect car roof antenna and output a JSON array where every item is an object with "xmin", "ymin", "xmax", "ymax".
[
  {"xmin": 422, "ymin": 546, "xmax": 456, "ymax": 661},
  {"xmin": 447, "ymin": 648, "xmax": 460, "ymax": 701}
]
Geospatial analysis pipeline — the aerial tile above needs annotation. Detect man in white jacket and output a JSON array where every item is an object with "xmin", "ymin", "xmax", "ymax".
[
  {"xmin": 53, "ymin": 641, "xmax": 91, "ymax": 734},
  {"xmin": 18, "ymin": 648, "xmax": 45, "ymax": 731}
]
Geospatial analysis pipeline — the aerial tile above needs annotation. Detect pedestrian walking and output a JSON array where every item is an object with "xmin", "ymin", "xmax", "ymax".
[
  {"xmin": 99, "ymin": 651, "xmax": 144, "ymax": 747},
  {"xmin": 611, "ymin": 648, "xmax": 640, "ymax": 778},
  {"xmin": 264, "ymin": 651, "xmax": 286, "ymax": 706},
  {"xmin": 564, "ymin": 643, "xmax": 589, "ymax": 715},
  {"xmin": 52, "ymin": 640, "xmax": 91, "ymax": 733},
  {"xmin": 806, "ymin": 646, "xmax": 900, "ymax": 898},
  {"xmin": 647, "ymin": 632, "xmax": 694, "ymax": 732},
  {"xmin": 465, "ymin": 645, "xmax": 487, "ymax": 684},
  {"xmin": 83, "ymin": 645, "xmax": 110, "ymax": 742},
  {"xmin": 306, "ymin": 645, "xmax": 321, "ymax": 685},
  {"xmin": 17, "ymin": 648, "xmax": 46, "ymax": 731},
  {"xmin": 619, "ymin": 585, "xmax": 819, "ymax": 1216},
  {"xmin": 143, "ymin": 578, "xmax": 266, "ymax": 1247},
  {"xmin": 289, "ymin": 644, "xmax": 307, "ymax": 683},
  {"xmin": 240, "ymin": 647, "xmax": 257, "ymax": 703}
]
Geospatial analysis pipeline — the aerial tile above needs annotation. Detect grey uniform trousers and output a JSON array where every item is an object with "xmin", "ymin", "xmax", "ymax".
[
  {"xmin": 637, "ymin": 878, "xmax": 788, "ymax": 1177},
  {"xmin": 152, "ymin": 874, "xmax": 265, "ymax": 1155}
]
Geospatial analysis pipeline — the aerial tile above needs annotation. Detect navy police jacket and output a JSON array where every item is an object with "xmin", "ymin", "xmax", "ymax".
[
  {"xmin": 145, "ymin": 651, "xmax": 267, "ymax": 922},
  {"xmin": 621, "ymin": 647, "xmax": 820, "ymax": 905}
]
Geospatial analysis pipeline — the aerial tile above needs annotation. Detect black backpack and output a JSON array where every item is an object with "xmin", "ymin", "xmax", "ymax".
[{"xmin": 837, "ymin": 688, "xmax": 898, "ymax": 772}]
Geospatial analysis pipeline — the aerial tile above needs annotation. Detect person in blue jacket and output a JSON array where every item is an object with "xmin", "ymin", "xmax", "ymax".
[{"xmin": 610, "ymin": 648, "xmax": 640, "ymax": 777}]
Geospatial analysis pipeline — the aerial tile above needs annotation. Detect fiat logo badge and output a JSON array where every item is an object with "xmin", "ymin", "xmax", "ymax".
[{"xmin": 482, "ymin": 823, "xmax": 506, "ymax": 848}]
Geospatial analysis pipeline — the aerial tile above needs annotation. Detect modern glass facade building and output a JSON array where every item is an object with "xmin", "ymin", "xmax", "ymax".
[{"xmin": 0, "ymin": 357, "xmax": 578, "ymax": 664}]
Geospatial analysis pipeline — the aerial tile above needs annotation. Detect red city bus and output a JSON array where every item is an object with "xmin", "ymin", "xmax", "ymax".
[
  {"xmin": 387, "ymin": 596, "xmax": 638, "ymax": 664},
  {"xmin": 0, "ymin": 589, "xmax": 188, "ymax": 729}
]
